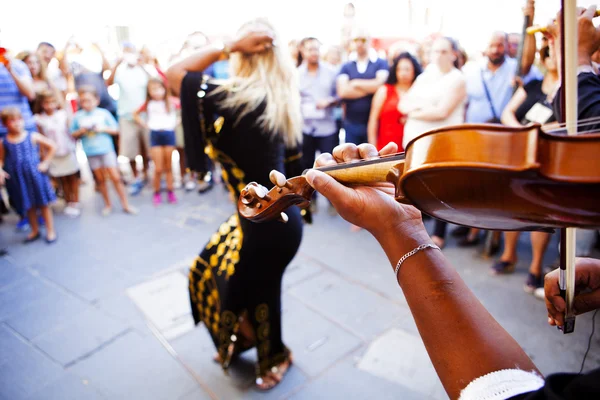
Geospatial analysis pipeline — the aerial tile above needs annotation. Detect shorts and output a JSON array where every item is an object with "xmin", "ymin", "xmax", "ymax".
[
  {"xmin": 49, "ymin": 152, "xmax": 80, "ymax": 178},
  {"xmin": 119, "ymin": 118, "xmax": 149, "ymax": 160},
  {"xmin": 87, "ymin": 151, "xmax": 118, "ymax": 170},
  {"xmin": 150, "ymin": 130, "xmax": 176, "ymax": 147}
]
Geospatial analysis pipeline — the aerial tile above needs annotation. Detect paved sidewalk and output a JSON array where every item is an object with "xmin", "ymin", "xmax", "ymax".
[{"xmin": 0, "ymin": 178, "xmax": 598, "ymax": 400}]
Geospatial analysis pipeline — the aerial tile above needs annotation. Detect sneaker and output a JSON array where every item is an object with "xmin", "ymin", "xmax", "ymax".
[
  {"xmin": 129, "ymin": 180, "xmax": 144, "ymax": 196},
  {"xmin": 533, "ymin": 287, "xmax": 546, "ymax": 301},
  {"xmin": 124, "ymin": 206, "xmax": 138, "ymax": 215},
  {"xmin": 153, "ymin": 193, "xmax": 162, "ymax": 206},
  {"xmin": 197, "ymin": 179, "xmax": 214, "ymax": 194},
  {"xmin": 524, "ymin": 273, "xmax": 543, "ymax": 294},
  {"xmin": 167, "ymin": 191, "xmax": 177, "ymax": 204},
  {"xmin": 184, "ymin": 180, "xmax": 196, "ymax": 191},
  {"xmin": 64, "ymin": 205, "xmax": 81, "ymax": 218},
  {"xmin": 16, "ymin": 218, "xmax": 30, "ymax": 232},
  {"xmin": 102, "ymin": 207, "xmax": 112, "ymax": 217}
]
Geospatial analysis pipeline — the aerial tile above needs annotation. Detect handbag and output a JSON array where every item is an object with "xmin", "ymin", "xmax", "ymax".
[{"xmin": 480, "ymin": 70, "xmax": 501, "ymax": 123}]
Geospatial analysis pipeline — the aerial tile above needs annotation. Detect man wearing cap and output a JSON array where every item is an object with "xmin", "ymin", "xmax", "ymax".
[{"xmin": 336, "ymin": 27, "xmax": 388, "ymax": 145}]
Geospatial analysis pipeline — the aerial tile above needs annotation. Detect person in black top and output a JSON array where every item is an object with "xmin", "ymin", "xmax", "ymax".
[
  {"xmin": 167, "ymin": 20, "xmax": 304, "ymax": 390},
  {"xmin": 547, "ymin": 6, "xmax": 600, "ymax": 131},
  {"xmin": 490, "ymin": 44, "xmax": 559, "ymax": 292}
]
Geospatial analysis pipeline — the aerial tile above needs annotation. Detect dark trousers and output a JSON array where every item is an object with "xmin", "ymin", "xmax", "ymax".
[
  {"xmin": 343, "ymin": 121, "xmax": 368, "ymax": 145},
  {"xmin": 433, "ymin": 220, "xmax": 447, "ymax": 239},
  {"xmin": 302, "ymin": 132, "xmax": 339, "ymax": 171}
]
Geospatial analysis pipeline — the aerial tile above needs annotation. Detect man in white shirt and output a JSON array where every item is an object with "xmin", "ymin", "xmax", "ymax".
[{"xmin": 106, "ymin": 43, "xmax": 153, "ymax": 194}]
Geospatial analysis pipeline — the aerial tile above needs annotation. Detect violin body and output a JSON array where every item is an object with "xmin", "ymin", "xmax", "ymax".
[{"xmin": 397, "ymin": 124, "xmax": 600, "ymax": 230}]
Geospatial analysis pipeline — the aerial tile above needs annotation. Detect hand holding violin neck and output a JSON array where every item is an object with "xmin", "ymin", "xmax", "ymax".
[{"xmin": 314, "ymin": 155, "xmax": 405, "ymax": 186}]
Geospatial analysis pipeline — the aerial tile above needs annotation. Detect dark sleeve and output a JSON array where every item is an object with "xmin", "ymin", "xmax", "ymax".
[
  {"xmin": 284, "ymin": 144, "xmax": 304, "ymax": 178},
  {"xmin": 179, "ymin": 72, "xmax": 210, "ymax": 175},
  {"xmin": 284, "ymin": 143, "xmax": 313, "ymax": 224},
  {"xmin": 509, "ymin": 368, "xmax": 600, "ymax": 399},
  {"xmin": 553, "ymin": 72, "xmax": 600, "ymax": 131}
]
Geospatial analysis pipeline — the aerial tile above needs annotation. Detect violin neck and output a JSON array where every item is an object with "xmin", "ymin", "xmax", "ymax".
[{"xmin": 310, "ymin": 154, "xmax": 405, "ymax": 185}]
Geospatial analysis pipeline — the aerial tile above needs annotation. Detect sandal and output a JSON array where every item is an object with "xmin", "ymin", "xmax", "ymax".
[
  {"xmin": 255, "ymin": 352, "xmax": 293, "ymax": 391},
  {"xmin": 24, "ymin": 233, "xmax": 41, "ymax": 244},
  {"xmin": 490, "ymin": 260, "xmax": 516, "ymax": 275}
]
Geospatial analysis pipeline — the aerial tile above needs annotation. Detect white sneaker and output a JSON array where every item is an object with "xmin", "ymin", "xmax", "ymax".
[
  {"xmin": 64, "ymin": 205, "xmax": 81, "ymax": 218},
  {"xmin": 185, "ymin": 180, "xmax": 196, "ymax": 191},
  {"xmin": 533, "ymin": 287, "xmax": 545, "ymax": 301}
]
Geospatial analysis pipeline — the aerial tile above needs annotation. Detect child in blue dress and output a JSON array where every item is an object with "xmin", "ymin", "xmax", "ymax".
[{"xmin": 0, "ymin": 107, "xmax": 58, "ymax": 243}]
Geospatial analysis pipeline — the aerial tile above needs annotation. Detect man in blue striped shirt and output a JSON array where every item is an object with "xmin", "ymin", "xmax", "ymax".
[{"xmin": 0, "ymin": 55, "xmax": 36, "ymax": 138}]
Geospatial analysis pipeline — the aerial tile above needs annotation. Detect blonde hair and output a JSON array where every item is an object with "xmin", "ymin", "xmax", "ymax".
[{"xmin": 215, "ymin": 18, "xmax": 302, "ymax": 148}]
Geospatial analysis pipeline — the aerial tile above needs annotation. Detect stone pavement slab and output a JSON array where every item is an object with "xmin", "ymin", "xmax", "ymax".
[
  {"xmin": 288, "ymin": 269, "xmax": 411, "ymax": 341},
  {"xmin": 288, "ymin": 345, "xmax": 424, "ymax": 400},
  {"xmin": 281, "ymin": 294, "xmax": 363, "ymax": 377},
  {"xmin": 0, "ymin": 273, "xmax": 69, "ymax": 321},
  {"xmin": 0, "ymin": 256, "xmax": 29, "ymax": 290},
  {"xmin": 0, "ymin": 324, "xmax": 63, "ymax": 400},
  {"xmin": 126, "ymin": 271, "xmax": 195, "ymax": 340},
  {"xmin": 32, "ymin": 307, "xmax": 130, "ymax": 367},
  {"xmin": 6, "ymin": 292, "xmax": 88, "ymax": 340},
  {"xmin": 24, "ymin": 372, "xmax": 106, "ymax": 400},
  {"xmin": 357, "ymin": 328, "xmax": 446, "ymax": 400},
  {"xmin": 68, "ymin": 330, "xmax": 197, "ymax": 400}
]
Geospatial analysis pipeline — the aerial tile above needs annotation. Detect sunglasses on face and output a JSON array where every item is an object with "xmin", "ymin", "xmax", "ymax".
[{"xmin": 353, "ymin": 38, "xmax": 367, "ymax": 44}]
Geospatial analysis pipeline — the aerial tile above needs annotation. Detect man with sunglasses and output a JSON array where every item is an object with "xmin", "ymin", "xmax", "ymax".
[{"xmin": 336, "ymin": 27, "xmax": 388, "ymax": 146}]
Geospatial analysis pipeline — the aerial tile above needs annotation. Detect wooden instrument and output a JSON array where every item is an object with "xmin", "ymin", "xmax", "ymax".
[
  {"xmin": 239, "ymin": 123, "xmax": 600, "ymax": 232},
  {"xmin": 526, "ymin": 9, "xmax": 600, "ymax": 34}
]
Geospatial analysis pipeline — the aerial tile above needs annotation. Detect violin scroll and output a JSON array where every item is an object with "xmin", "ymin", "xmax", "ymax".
[{"xmin": 238, "ymin": 171, "xmax": 315, "ymax": 223}]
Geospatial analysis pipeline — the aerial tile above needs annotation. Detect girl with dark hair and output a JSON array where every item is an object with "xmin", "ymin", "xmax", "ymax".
[{"xmin": 367, "ymin": 52, "xmax": 422, "ymax": 151}]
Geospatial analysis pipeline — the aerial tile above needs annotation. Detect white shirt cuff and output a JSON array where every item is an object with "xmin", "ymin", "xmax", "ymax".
[{"xmin": 459, "ymin": 369, "xmax": 545, "ymax": 400}]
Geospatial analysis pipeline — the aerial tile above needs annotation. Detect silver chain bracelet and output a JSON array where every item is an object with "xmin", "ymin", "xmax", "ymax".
[{"xmin": 394, "ymin": 244, "xmax": 441, "ymax": 276}]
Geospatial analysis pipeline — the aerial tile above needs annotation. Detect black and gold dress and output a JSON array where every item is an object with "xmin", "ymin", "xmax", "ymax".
[{"xmin": 180, "ymin": 72, "xmax": 304, "ymax": 377}]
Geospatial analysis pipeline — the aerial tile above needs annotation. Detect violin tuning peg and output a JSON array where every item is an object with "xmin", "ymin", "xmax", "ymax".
[
  {"xmin": 278, "ymin": 212, "xmax": 289, "ymax": 223},
  {"xmin": 269, "ymin": 170, "xmax": 290, "ymax": 188},
  {"xmin": 248, "ymin": 184, "xmax": 271, "ymax": 201}
]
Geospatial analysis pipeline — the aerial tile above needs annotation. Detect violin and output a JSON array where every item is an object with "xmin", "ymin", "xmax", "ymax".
[{"xmin": 239, "ymin": 123, "xmax": 600, "ymax": 231}]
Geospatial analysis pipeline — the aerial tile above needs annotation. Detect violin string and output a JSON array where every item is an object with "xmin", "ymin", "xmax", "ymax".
[
  {"xmin": 545, "ymin": 116, "xmax": 600, "ymax": 129},
  {"xmin": 545, "ymin": 125, "xmax": 600, "ymax": 135}
]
